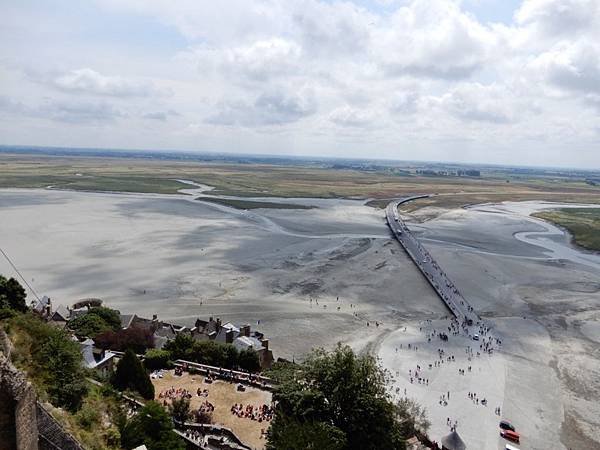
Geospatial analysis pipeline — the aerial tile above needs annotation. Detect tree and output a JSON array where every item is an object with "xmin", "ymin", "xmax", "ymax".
[
  {"xmin": 120, "ymin": 401, "xmax": 185, "ymax": 450},
  {"xmin": 0, "ymin": 275, "xmax": 27, "ymax": 312},
  {"xmin": 267, "ymin": 344, "xmax": 414, "ymax": 450},
  {"xmin": 169, "ymin": 397, "xmax": 190, "ymax": 424},
  {"xmin": 144, "ymin": 349, "xmax": 172, "ymax": 371},
  {"xmin": 68, "ymin": 306, "xmax": 121, "ymax": 338},
  {"xmin": 87, "ymin": 306, "xmax": 121, "ymax": 330},
  {"xmin": 267, "ymin": 417, "xmax": 346, "ymax": 450},
  {"xmin": 396, "ymin": 397, "xmax": 430, "ymax": 436},
  {"xmin": 38, "ymin": 329, "xmax": 88, "ymax": 411},
  {"xmin": 238, "ymin": 348, "xmax": 260, "ymax": 373},
  {"xmin": 112, "ymin": 349, "xmax": 155, "ymax": 400},
  {"xmin": 163, "ymin": 333, "xmax": 195, "ymax": 360},
  {"xmin": 96, "ymin": 326, "xmax": 154, "ymax": 353},
  {"xmin": 68, "ymin": 313, "xmax": 113, "ymax": 338}
]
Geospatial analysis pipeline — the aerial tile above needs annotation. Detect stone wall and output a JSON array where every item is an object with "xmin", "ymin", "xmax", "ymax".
[
  {"xmin": 0, "ymin": 352, "xmax": 39, "ymax": 450},
  {"xmin": 0, "ymin": 328, "xmax": 83, "ymax": 450}
]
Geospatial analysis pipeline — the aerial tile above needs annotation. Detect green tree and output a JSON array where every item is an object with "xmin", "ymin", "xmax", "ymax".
[
  {"xmin": 238, "ymin": 348, "xmax": 260, "ymax": 372},
  {"xmin": 163, "ymin": 333, "xmax": 195, "ymax": 360},
  {"xmin": 120, "ymin": 401, "xmax": 185, "ymax": 450},
  {"xmin": 68, "ymin": 306, "xmax": 121, "ymax": 338},
  {"xmin": 169, "ymin": 397, "xmax": 190, "ymax": 424},
  {"xmin": 267, "ymin": 417, "xmax": 346, "ymax": 450},
  {"xmin": 144, "ymin": 349, "xmax": 172, "ymax": 371},
  {"xmin": 88, "ymin": 306, "xmax": 121, "ymax": 330},
  {"xmin": 112, "ymin": 349, "xmax": 155, "ymax": 400},
  {"xmin": 0, "ymin": 275, "xmax": 27, "ymax": 312},
  {"xmin": 39, "ymin": 330, "xmax": 88, "ymax": 411},
  {"xmin": 267, "ymin": 344, "xmax": 413, "ymax": 450}
]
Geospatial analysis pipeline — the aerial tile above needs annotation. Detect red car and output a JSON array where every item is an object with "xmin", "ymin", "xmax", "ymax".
[{"xmin": 500, "ymin": 429, "xmax": 520, "ymax": 443}]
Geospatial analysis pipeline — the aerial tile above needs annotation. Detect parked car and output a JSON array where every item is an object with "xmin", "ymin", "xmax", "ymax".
[
  {"xmin": 500, "ymin": 429, "xmax": 520, "ymax": 443},
  {"xmin": 473, "ymin": 334, "xmax": 480, "ymax": 341},
  {"xmin": 499, "ymin": 420, "xmax": 516, "ymax": 432}
]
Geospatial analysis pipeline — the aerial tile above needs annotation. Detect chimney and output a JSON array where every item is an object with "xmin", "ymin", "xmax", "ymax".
[
  {"xmin": 216, "ymin": 318, "xmax": 222, "ymax": 330},
  {"xmin": 240, "ymin": 325, "xmax": 250, "ymax": 337},
  {"xmin": 261, "ymin": 339, "xmax": 269, "ymax": 350},
  {"xmin": 226, "ymin": 329, "xmax": 234, "ymax": 344}
]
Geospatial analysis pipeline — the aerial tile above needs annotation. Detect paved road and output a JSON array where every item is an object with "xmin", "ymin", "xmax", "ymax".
[{"xmin": 386, "ymin": 198, "xmax": 479, "ymax": 324}]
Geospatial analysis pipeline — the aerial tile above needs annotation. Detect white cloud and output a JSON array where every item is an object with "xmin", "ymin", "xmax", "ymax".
[
  {"xmin": 50, "ymin": 68, "xmax": 164, "ymax": 98},
  {"xmin": 206, "ymin": 89, "xmax": 317, "ymax": 127},
  {"xmin": 516, "ymin": 0, "xmax": 600, "ymax": 37},
  {"xmin": 528, "ymin": 39, "xmax": 600, "ymax": 96},
  {"xmin": 328, "ymin": 106, "xmax": 376, "ymax": 127},
  {"xmin": 433, "ymin": 83, "xmax": 518, "ymax": 124},
  {"xmin": 2, "ymin": 0, "xmax": 600, "ymax": 166},
  {"xmin": 0, "ymin": 95, "xmax": 124, "ymax": 123},
  {"xmin": 375, "ymin": 0, "xmax": 496, "ymax": 79}
]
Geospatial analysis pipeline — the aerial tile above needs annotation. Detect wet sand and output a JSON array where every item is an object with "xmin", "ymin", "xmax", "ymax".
[
  {"xmin": 1, "ymin": 190, "xmax": 599, "ymax": 449},
  {"xmin": 0, "ymin": 188, "xmax": 444, "ymax": 359},
  {"xmin": 384, "ymin": 202, "xmax": 600, "ymax": 450}
]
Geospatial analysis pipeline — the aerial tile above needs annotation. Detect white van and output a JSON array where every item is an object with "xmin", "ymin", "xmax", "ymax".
[{"xmin": 505, "ymin": 444, "xmax": 520, "ymax": 450}]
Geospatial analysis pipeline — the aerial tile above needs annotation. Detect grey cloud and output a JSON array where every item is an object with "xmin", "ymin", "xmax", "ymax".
[
  {"xmin": 142, "ymin": 110, "xmax": 180, "ymax": 121},
  {"xmin": 0, "ymin": 96, "xmax": 29, "ymax": 115},
  {"xmin": 389, "ymin": 92, "xmax": 420, "ymax": 114},
  {"xmin": 437, "ymin": 85, "xmax": 515, "ymax": 124},
  {"xmin": 541, "ymin": 42, "xmax": 600, "ymax": 95},
  {"xmin": 292, "ymin": 2, "xmax": 373, "ymax": 57},
  {"xmin": 39, "ymin": 99, "xmax": 125, "ymax": 123},
  {"xmin": 206, "ymin": 90, "xmax": 316, "ymax": 127},
  {"xmin": 0, "ymin": 95, "xmax": 124, "ymax": 123},
  {"xmin": 516, "ymin": 0, "xmax": 599, "ymax": 37},
  {"xmin": 37, "ymin": 68, "xmax": 166, "ymax": 98}
]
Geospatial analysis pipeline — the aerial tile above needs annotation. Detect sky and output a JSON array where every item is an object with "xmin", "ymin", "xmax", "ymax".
[{"xmin": 1, "ymin": 0, "xmax": 599, "ymax": 168}]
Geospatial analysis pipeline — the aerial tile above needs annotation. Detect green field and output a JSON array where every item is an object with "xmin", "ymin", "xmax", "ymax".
[
  {"xmin": 1, "ymin": 153, "xmax": 600, "ymax": 211},
  {"xmin": 195, "ymin": 196, "xmax": 315, "ymax": 210},
  {"xmin": 533, "ymin": 208, "xmax": 600, "ymax": 251}
]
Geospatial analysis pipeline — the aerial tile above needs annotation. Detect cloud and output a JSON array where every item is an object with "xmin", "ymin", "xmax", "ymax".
[
  {"xmin": 389, "ymin": 92, "xmax": 420, "ymax": 114},
  {"xmin": 3, "ymin": 0, "xmax": 600, "ymax": 166},
  {"xmin": 434, "ymin": 84, "xmax": 517, "ymax": 124},
  {"xmin": 328, "ymin": 106, "xmax": 375, "ymax": 127},
  {"xmin": 529, "ymin": 39, "xmax": 600, "ymax": 96},
  {"xmin": 0, "ymin": 95, "xmax": 124, "ymax": 123},
  {"xmin": 39, "ymin": 99, "xmax": 125, "ymax": 123},
  {"xmin": 516, "ymin": 0, "xmax": 600, "ymax": 37},
  {"xmin": 49, "ymin": 68, "xmax": 164, "ymax": 98},
  {"xmin": 375, "ymin": 0, "xmax": 496, "ymax": 79},
  {"xmin": 206, "ymin": 89, "xmax": 316, "ymax": 126},
  {"xmin": 142, "ymin": 110, "xmax": 179, "ymax": 121},
  {"xmin": 195, "ymin": 37, "xmax": 303, "ymax": 83}
]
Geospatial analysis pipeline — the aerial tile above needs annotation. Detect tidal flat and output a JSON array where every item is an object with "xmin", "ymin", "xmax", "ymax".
[{"xmin": 1, "ymin": 189, "xmax": 599, "ymax": 449}]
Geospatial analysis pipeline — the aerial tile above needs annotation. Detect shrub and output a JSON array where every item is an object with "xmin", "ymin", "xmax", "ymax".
[
  {"xmin": 120, "ymin": 401, "xmax": 185, "ymax": 450},
  {"xmin": 169, "ymin": 397, "xmax": 190, "ymax": 424},
  {"xmin": 0, "ymin": 275, "xmax": 27, "ymax": 312},
  {"xmin": 10, "ymin": 315, "xmax": 88, "ymax": 411},
  {"xmin": 144, "ymin": 349, "xmax": 172, "ymax": 371},
  {"xmin": 68, "ymin": 306, "xmax": 121, "ymax": 338},
  {"xmin": 238, "ymin": 348, "xmax": 260, "ymax": 373}
]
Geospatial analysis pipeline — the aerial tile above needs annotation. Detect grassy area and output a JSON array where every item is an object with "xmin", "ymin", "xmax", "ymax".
[
  {"xmin": 2, "ymin": 313, "xmax": 123, "ymax": 449},
  {"xmin": 1, "ymin": 153, "xmax": 600, "ymax": 208},
  {"xmin": 533, "ymin": 208, "xmax": 600, "ymax": 251},
  {"xmin": 195, "ymin": 196, "xmax": 315, "ymax": 210}
]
